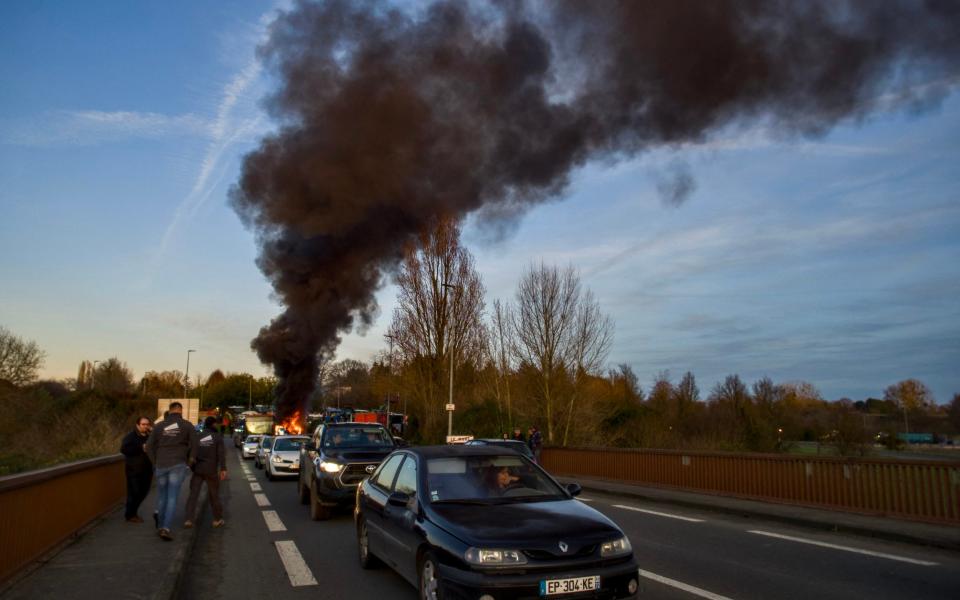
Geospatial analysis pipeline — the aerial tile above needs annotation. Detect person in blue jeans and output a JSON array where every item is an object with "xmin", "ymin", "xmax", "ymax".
[{"xmin": 146, "ymin": 402, "xmax": 198, "ymax": 540}]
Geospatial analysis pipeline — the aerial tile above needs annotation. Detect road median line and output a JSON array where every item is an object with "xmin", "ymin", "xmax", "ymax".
[
  {"xmin": 748, "ymin": 530, "xmax": 939, "ymax": 566},
  {"xmin": 639, "ymin": 569, "xmax": 734, "ymax": 600},
  {"xmin": 275, "ymin": 540, "xmax": 319, "ymax": 587},
  {"xmin": 613, "ymin": 504, "xmax": 704, "ymax": 522}
]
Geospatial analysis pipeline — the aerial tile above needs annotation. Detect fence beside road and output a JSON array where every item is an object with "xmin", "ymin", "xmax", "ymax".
[
  {"xmin": 0, "ymin": 455, "xmax": 124, "ymax": 584},
  {"xmin": 543, "ymin": 447, "xmax": 960, "ymax": 524}
]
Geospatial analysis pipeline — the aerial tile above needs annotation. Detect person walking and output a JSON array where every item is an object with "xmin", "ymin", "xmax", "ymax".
[
  {"xmin": 146, "ymin": 402, "xmax": 198, "ymax": 541},
  {"xmin": 528, "ymin": 426, "xmax": 543, "ymax": 464},
  {"xmin": 120, "ymin": 416, "xmax": 154, "ymax": 523},
  {"xmin": 184, "ymin": 416, "xmax": 228, "ymax": 529}
]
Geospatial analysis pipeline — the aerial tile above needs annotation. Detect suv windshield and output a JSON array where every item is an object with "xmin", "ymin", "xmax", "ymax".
[
  {"xmin": 274, "ymin": 437, "xmax": 307, "ymax": 451},
  {"xmin": 323, "ymin": 426, "xmax": 393, "ymax": 449},
  {"xmin": 426, "ymin": 455, "xmax": 564, "ymax": 503}
]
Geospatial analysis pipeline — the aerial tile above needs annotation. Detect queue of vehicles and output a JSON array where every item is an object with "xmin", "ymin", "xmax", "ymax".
[{"xmin": 240, "ymin": 418, "xmax": 639, "ymax": 599}]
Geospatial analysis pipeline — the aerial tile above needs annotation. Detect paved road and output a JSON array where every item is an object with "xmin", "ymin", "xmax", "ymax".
[{"xmin": 183, "ymin": 443, "xmax": 960, "ymax": 599}]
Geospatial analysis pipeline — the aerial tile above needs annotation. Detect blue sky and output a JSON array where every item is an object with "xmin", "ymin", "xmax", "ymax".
[{"xmin": 1, "ymin": 2, "xmax": 958, "ymax": 403}]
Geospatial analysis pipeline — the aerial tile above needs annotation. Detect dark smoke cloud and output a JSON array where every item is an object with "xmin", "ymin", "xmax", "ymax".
[
  {"xmin": 655, "ymin": 161, "xmax": 696, "ymax": 207},
  {"xmin": 231, "ymin": 0, "xmax": 960, "ymax": 419}
]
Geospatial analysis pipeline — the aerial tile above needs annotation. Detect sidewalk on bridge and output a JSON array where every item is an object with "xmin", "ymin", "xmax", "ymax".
[
  {"xmin": 557, "ymin": 475, "xmax": 960, "ymax": 551},
  {"xmin": 1, "ymin": 480, "xmax": 206, "ymax": 600}
]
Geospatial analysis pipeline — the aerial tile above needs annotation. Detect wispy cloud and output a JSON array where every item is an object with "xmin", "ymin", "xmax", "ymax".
[{"xmin": 0, "ymin": 109, "xmax": 208, "ymax": 146}]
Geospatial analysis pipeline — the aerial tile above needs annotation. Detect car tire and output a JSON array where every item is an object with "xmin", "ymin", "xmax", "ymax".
[
  {"xmin": 297, "ymin": 476, "xmax": 310, "ymax": 505},
  {"xmin": 418, "ymin": 551, "xmax": 443, "ymax": 600},
  {"xmin": 357, "ymin": 518, "xmax": 380, "ymax": 569},
  {"xmin": 309, "ymin": 482, "xmax": 330, "ymax": 521}
]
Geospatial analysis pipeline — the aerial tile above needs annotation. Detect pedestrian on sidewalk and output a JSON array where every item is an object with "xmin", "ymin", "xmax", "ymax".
[
  {"xmin": 120, "ymin": 416, "xmax": 154, "ymax": 523},
  {"xmin": 146, "ymin": 401, "xmax": 198, "ymax": 541},
  {"xmin": 528, "ymin": 426, "xmax": 543, "ymax": 464},
  {"xmin": 184, "ymin": 416, "xmax": 228, "ymax": 529}
]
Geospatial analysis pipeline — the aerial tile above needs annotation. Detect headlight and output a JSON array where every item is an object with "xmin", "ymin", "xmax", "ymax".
[
  {"xmin": 601, "ymin": 536, "xmax": 632, "ymax": 557},
  {"xmin": 320, "ymin": 461, "xmax": 344, "ymax": 473},
  {"xmin": 464, "ymin": 547, "xmax": 528, "ymax": 566},
  {"xmin": 272, "ymin": 455, "xmax": 283, "ymax": 463}
]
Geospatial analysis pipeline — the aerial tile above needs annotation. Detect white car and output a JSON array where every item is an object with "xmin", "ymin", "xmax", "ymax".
[
  {"xmin": 254, "ymin": 435, "xmax": 275, "ymax": 469},
  {"xmin": 242, "ymin": 435, "xmax": 262, "ymax": 459},
  {"xmin": 266, "ymin": 435, "xmax": 309, "ymax": 481}
]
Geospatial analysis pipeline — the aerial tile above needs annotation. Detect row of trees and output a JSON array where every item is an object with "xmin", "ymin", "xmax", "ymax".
[{"xmin": 302, "ymin": 218, "xmax": 960, "ymax": 450}]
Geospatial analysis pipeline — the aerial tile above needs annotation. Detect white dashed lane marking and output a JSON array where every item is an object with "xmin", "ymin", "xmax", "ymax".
[
  {"xmin": 250, "ymin": 482, "xmax": 262, "ymax": 492},
  {"xmin": 748, "ymin": 530, "xmax": 939, "ymax": 566},
  {"xmin": 254, "ymin": 493, "xmax": 271, "ymax": 507},
  {"xmin": 639, "ymin": 570, "xmax": 735, "ymax": 600},
  {"xmin": 275, "ymin": 540, "xmax": 318, "ymax": 587},
  {"xmin": 612, "ymin": 504, "xmax": 705, "ymax": 523},
  {"xmin": 262, "ymin": 510, "xmax": 287, "ymax": 532}
]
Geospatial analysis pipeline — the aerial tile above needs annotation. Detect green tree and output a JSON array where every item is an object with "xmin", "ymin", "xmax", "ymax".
[{"xmin": 92, "ymin": 358, "xmax": 134, "ymax": 395}]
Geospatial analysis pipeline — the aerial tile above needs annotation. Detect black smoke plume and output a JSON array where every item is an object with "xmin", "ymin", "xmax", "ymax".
[{"xmin": 231, "ymin": 0, "xmax": 959, "ymax": 420}]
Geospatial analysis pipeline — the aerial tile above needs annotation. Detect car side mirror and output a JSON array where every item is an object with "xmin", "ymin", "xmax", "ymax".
[
  {"xmin": 393, "ymin": 437, "xmax": 408, "ymax": 448},
  {"xmin": 388, "ymin": 491, "xmax": 411, "ymax": 507},
  {"xmin": 566, "ymin": 483, "xmax": 582, "ymax": 497}
]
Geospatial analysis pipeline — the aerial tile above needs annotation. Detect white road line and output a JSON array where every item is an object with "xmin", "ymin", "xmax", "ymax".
[
  {"xmin": 577, "ymin": 497, "xmax": 594, "ymax": 502},
  {"xmin": 247, "ymin": 477, "xmax": 257, "ymax": 482},
  {"xmin": 748, "ymin": 530, "xmax": 939, "ymax": 566},
  {"xmin": 262, "ymin": 510, "xmax": 287, "ymax": 532},
  {"xmin": 250, "ymin": 482, "xmax": 262, "ymax": 492},
  {"xmin": 254, "ymin": 493, "xmax": 271, "ymax": 507},
  {"xmin": 639, "ymin": 570, "xmax": 735, "ymax": 600},
  {"xmin": 613, "ymin": 504, "xmax": 705, "ymax": 523},
  {"xmin": 275, "ymin": 540, "xmax": 319, "ymax": 587}
]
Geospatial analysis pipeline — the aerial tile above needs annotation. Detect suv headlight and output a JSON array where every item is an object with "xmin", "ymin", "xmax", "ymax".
[
  {"xmin": 464, "ymin": 548, "xmax": 528, "ymax": 566},
  {"xmin": 600, "ymin": 536, "xmax": 632, "ymax": 557},
  {"xmin": 320, "ymin": 461, "xmax": 344, "ymax": 473}
]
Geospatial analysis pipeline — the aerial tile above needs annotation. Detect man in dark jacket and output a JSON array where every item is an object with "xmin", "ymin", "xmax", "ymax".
[
  {"xmin": 146, "ymin": 402, "xmax": 198, "ymax": 540},
  {"xmin": 184, "ymin": 416, "xmax": 228, "ymax": 528},
  {"xmin": 120, "ymin": 416, "xmax": 153, "ymax": 523}
]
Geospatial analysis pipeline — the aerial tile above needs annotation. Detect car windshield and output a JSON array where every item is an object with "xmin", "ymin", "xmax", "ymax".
[
  {"xmin": 245, "ymin": 436, "xmax": 261, "ymax": 444},
  {"xmin": 323, "ymin": 426, "xmax": 393, "ymax": 448},
  {"xmin": 426, "ymin": 455, "xmax": 564, "ymax": 504},
  {"xmin": 274, "ymin": 437, "xmax": 307, "ymax": 451},
  {"xmin": 260, "ymin": 436, "xmax": 274, "ymax": 448}
]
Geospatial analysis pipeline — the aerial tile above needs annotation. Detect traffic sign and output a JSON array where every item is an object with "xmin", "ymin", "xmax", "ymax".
[
  {"xmin": 446, "ymin": 435, "xmax": 473, "ymax": 444},
  {"xmin": 445, "ymin": 403, "xmax": 455, "ymax": 411}
]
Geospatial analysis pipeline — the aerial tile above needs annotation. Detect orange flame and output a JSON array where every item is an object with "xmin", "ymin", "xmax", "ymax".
[{"xmin": 276, "ymin": 409, "xmax": 305, "ymax": 435}]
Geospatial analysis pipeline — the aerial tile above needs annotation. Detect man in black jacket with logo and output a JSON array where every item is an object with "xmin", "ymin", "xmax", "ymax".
[
  {"xmin": 184, "ymin": 416, "xmax": 228, "ymax": 528},
  {"xmin": 146, "ymin": 402, "xmax": 198, "ymax": 540},
  {"xmin": 120, "ymin": 416, "xmax": 153, "ymax": 523}
]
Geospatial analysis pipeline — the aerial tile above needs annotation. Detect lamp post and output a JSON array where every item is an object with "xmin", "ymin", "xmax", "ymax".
[
  {"xmin": 91, "ymin": 360, "xmax": 101, "ymax": 390},
  {"xmin": 247, "ymin": 374, "xmax": 253, "ymax": 411},
  {"xmin": 384, "ymin": 333, "xmax": 395, "ymax": 430},
  {"xmin": 442, "ymin": 282, "xmax": 459, "ymax": 438},
  {"xmin": 184, "ymin": 349, "xmax": 195, "ymax": 399}
]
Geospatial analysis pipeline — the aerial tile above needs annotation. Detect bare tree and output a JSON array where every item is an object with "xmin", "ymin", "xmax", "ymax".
[
  {"xmin": 0, "ymin": 326, "xmax": 45, "ymax": 386},
  {"xmin": 486, "ymin": 299, "xmax": 515, "ymax": 433},
  {"xmin": 513, "ymin": 263, "xmax": 613, "ymax": 444},
  {"xmin": 388, "ymin": 217, "xmax": 486, "ymax": 440}
]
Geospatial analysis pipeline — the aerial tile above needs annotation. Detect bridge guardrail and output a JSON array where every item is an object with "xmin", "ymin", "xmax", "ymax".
[
  {"xmin": 0, "ymin": 455, "xmax": 125, "ymax": 584},
  {"xmin": 542, "ymin": 447, "xmax": 960, "ymax": 524}
]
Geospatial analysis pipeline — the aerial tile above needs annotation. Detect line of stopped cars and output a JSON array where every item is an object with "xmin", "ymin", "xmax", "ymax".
[{"xmin": 242, "ymin": 422, "xmax": 640, "ymax": 599}]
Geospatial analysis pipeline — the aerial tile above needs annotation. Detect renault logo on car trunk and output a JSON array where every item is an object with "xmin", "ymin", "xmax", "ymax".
[{"xmin": 558, "ymin": 541, "xmax": 568, "ymax": 553}]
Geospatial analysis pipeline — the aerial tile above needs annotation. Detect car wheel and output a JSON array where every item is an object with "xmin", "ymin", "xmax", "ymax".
[
  {"xmin": 297, "ymin": 476, "xmax": 310, "ymax": 505},
  {"xmin": 309, "ymin": 482, "xmax": 330, "ymax": 521},
  {"xmin": 419, "ymin": 551, "xmax": 443, "ymax": 600},
  {"xmin": 357, "ymin": 518, "xmax": 380, "ymax": 569}
]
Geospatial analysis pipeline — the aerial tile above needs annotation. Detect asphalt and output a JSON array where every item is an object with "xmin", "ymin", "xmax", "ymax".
[{"xmin": 2, "ymin": 452, "xmax": 956, "ymax": 599}]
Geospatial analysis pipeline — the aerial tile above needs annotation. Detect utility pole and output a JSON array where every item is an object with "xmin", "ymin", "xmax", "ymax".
[
  {"xmin": 385, "ymin": 333, "xmax": 395, "ymax": 431},
  {"xmin": 92, "ymin": 360, "xmax": 100, "ymax": 390},
  {"xmin": 248, "ymin": 375, "xmax": 253, "ymax": 411},
  {"xmin": 442, "ymin": 282, "xmax": 459, "ymax": 438}
]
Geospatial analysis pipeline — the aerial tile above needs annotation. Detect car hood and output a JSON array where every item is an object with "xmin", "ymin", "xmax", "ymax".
[
  {"xmin": 272, "ymin": 450, "xmax": 300, "ymax": 460},
  {"xmin": 427, "ymin": 499, "xmax": 623, "ymax": 552},
  {"xmin": 322, "ymin": 449, "xmax": 394, "ymax": 462}
]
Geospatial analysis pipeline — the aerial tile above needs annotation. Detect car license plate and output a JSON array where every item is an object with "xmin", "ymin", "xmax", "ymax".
[{"xmin": 539, "ymin": 576, "xmax": 600, "ymax": 596}]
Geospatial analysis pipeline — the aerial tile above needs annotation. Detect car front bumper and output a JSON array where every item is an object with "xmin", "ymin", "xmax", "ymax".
[{"xmin": 437, "ymin": 558, "xmax": 640, "ymax": 599}]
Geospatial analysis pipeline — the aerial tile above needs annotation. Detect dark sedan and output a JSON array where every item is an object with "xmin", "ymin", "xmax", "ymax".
[{"xmin": 355, "ymin": 445, "xmax": 639, "ymax": 599}]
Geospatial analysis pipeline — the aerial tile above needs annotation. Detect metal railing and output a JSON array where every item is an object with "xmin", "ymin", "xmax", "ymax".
[
  {"xmin": 542, "ymin": 447, "xmax": 960, "ymax": 524},
  {"xmin": 0, "ymin": 455, "xmax": 125, "ymax": 584}
]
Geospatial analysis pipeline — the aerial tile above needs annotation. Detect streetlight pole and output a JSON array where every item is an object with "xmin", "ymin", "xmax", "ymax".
[
  {"xmin": 184, "ymin": 349, "xmax": 195, "ymax": 399},
  {"xmin": 92, "ymin": 360, "xmax": 101, "ymax": 390},
  {"xmin": 248, "ymin": 375, "xmax": 253, "ymax": 411},
  {"xmin": 442, "ymin": 282, "xmax": 459, "ymax": 438},
  {"xmin": 385, "ymin": 333, "xmax": 395, "ymax": 431}
]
